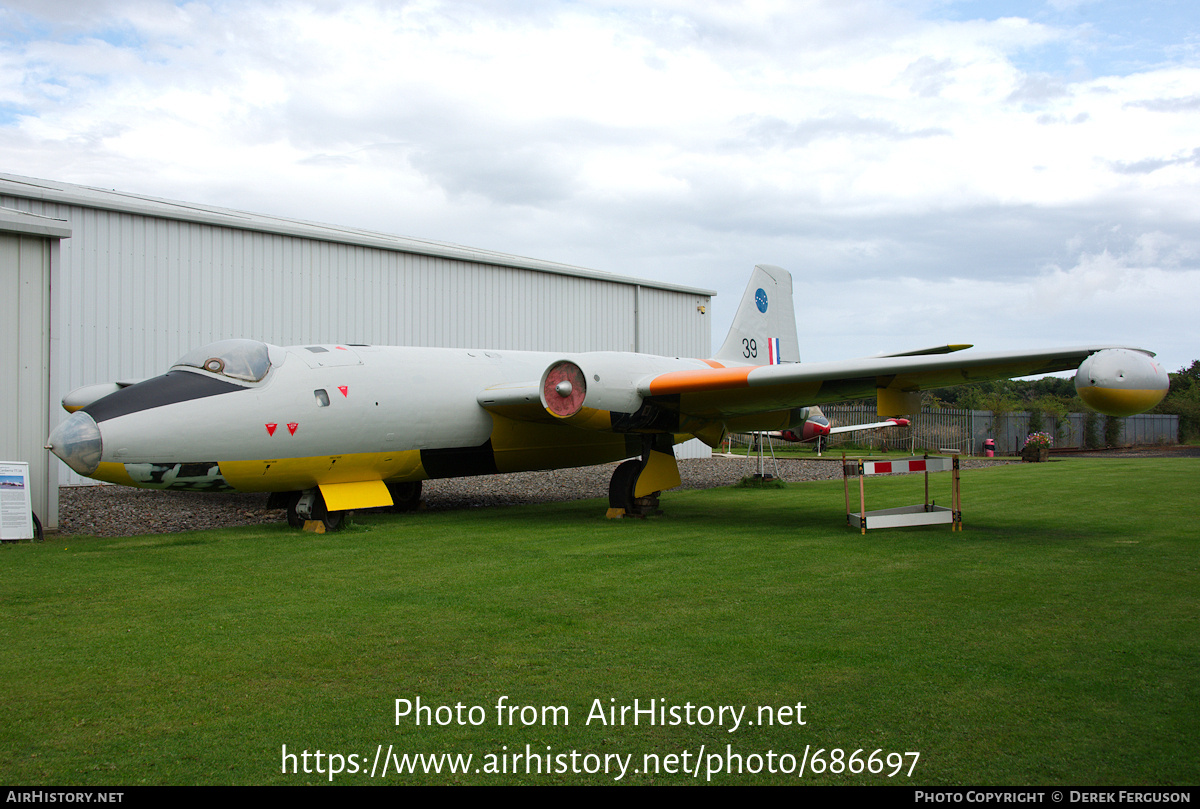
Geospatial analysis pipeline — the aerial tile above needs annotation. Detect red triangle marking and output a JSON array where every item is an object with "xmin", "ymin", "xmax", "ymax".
[
  {"xmin": 335, "ymin": 346, "xmax": 347, "ymax": 350},
  {"xmin": 287, "ymin": 422, "xmax": 298, "ymax": 436},
  {"xmin": 265, "ymin": 423, "xmax": 277, "ymax": 436},
  {"xmin": 338, "ymin": 386, "xmax": 348, "ymax": 397}
]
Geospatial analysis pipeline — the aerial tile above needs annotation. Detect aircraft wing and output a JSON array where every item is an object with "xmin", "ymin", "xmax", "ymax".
[
  {"xmin": 828, "ymin": 419, "xmax": 906, "ymax": 436},
  {"xmin": 639, "ymin": 345, "xmax": 1147, "ymax": 419}
]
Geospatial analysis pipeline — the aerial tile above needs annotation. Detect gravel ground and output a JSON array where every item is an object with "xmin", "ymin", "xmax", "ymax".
[{"xmin": 54, "ymin": 454, "xmax": 1019, "ymax": 538}]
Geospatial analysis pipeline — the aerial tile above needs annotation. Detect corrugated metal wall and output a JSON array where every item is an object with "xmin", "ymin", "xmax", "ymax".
[
  {"xmin": 7, "ymin": 200, "xmax": 705, "ymax": 380},
  {"xmin": 0, "ymin": 233, "xmax": 54, "ymax": 525},
  {"xmin": 1, "ymin": 190, "xmax": 713, "ymax": 483},
  {"xmin": 635, "ymin": 284, "xmax": 711, "ymax": 357}
]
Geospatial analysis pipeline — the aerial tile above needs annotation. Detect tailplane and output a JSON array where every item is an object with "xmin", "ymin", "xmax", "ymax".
[{"xmin": 714, "ymin": 264, "xmax": 801, "ymax": 365}]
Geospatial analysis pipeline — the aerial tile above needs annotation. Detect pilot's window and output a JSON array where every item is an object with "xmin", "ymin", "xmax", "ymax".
[{"xmin": 314, "ymin": 389, "xmax": 330, "ymax": 407}]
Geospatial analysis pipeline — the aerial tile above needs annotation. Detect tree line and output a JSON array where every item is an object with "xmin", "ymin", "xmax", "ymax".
[{"xmin": 923, "ymin": 360, "xmax": 1199, "ymax": 444}]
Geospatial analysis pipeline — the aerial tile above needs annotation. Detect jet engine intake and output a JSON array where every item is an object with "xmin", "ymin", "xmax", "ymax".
[{"xmin": 541, "ymin": 360, "xmax": 587, "ymax": 417}]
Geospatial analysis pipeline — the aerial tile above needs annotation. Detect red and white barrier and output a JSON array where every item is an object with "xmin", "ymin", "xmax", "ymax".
[
  {"xmin": 844, "ymin": 454, "xmax": 962, "ymax": 533},
  {"xmin": 860, "ymin": 457, "xmax": 953, "ymax": 476}
]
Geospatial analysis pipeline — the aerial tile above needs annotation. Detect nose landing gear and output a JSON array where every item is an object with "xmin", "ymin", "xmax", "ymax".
[{"xmin": 286, "ymin": 489, "xmax": 345, "ymax": 531}]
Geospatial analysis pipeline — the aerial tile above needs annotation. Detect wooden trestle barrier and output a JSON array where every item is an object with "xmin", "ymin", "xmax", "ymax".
[{"xmin": 843, "ymin": 453, "xmax": 962, "ymax": 534}]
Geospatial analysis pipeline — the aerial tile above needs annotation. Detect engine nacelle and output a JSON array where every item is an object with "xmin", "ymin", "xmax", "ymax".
[
  {"xmin": 540, "ymin": 355, "xmax": 677, "ymax": 418},
  {"xmin": 1075, "ymin": 349, "xmax": 1169, "ymax": 417}
]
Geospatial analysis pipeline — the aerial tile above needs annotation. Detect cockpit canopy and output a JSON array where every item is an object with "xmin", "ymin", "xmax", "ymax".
[{"xmin": 173, "ymin": 339, "xmax": 273, "ymax": 382}]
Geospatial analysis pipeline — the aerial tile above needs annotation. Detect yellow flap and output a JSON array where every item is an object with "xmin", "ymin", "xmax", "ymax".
[
  {"xmin": 634, "ymin": 450, "xmax": 681, "ymax": 498},
  {"xmin": 876, "ymin": 387, "xmax": 919, "ymax": 417},
  {"xmin": 319, "ymin": 480, "xmax": 394, "ymax": 511}
]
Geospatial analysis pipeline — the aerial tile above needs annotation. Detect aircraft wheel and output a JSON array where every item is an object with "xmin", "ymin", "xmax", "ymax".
[
  {"xmin": 310, "ymin": 490, "xmax": 345, "ymax": 531},
  {"xmin": 608, "ymin": 459, "xmax": 641, "ymax": 511},
  {"xmin": 314, "ymin": 508, "xmax": 345, "ymax": 532},
  {"xmin": 387, "ymin": 481, "xmax": 422, "ymax": 512}
]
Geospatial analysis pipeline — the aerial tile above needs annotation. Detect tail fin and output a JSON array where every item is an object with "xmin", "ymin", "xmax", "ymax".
[{"xmin": 714, "ymin": 264, "xmax": 801, "ymax": 364}]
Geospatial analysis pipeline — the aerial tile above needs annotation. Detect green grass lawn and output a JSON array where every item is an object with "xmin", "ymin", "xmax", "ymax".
[{"xmin": 2, "ymin": 458, "xmax": 1196, "ymax": 785}]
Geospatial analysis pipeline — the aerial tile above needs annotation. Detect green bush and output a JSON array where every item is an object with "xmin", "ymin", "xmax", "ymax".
[
  {"xmin": 1084, "ymin": 411, "xmax": 1101, "ymax": 449},
  {"xmin": 1104, "ymin": 415, "xmax": 1123, "ymax": 447}
]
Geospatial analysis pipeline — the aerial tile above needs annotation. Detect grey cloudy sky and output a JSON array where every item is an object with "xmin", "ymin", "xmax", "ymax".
[{"xmin": 2, "ymin": 0, "xmax": 1196, "ymax": 371}]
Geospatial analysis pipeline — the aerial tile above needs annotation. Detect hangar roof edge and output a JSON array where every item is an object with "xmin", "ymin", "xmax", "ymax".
[
  {"xmin": 0, "ymin": 205, "xmax": 72, "ymax": 239},
  {"xmin": 0, "ymin": 173, "xmax": 716, "ymax": 297}
]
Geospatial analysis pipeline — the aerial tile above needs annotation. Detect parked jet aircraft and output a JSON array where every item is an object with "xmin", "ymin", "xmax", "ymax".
[{"xmin": 46, "ymin": 265, "xmax": 1169, "ymax": 529}]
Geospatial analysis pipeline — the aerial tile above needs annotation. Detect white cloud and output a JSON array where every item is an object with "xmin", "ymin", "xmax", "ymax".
[{"xmin": 0, "ymin": 0, "xmax": 1195, "ymax": 370}]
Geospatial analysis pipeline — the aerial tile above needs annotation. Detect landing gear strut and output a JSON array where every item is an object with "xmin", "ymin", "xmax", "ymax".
[
  {"xmin": 286, "ymin": 488, "xmax": 345, "ymax": 531},
  {"xmin": 607, "ymin": 435, "xmax": 681, "ymax": 518}
]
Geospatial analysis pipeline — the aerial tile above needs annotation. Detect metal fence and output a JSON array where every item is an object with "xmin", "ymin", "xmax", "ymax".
[{"xmin": 725, "ymin": 405, "xmax": 1179, "ymax": 456}]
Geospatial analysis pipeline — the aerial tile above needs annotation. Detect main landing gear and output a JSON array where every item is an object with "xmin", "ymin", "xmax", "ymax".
[
  {"xmin": 607, "ymin": 435, "xmax": 682, "ymax": 519},
  {"xmin": 386, "ymin": 481, "xmax": 423, "ymax": 512},
  {"xmin": 272, "ymin": 481, "xmax": 423, "ymax": 530}
]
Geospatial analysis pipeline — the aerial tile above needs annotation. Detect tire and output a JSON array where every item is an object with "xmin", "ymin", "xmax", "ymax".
[
  {"xmin": 608, "ymin": 459, "xmax": 641, "ymax": 511},
  {"xmin": 387, "ymin": 481, "xmax": 423, "ymax": 512},
  {"xmin": 311, "ymin": 492, "xmax": 345, "ymax": 531}
]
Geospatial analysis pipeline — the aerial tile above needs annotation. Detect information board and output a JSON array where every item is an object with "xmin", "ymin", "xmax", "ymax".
[{"xmin": 0, "ymin": 461, "xmax": 34, "ymax": 541}]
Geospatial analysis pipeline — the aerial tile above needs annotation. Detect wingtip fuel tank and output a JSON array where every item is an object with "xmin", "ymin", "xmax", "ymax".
[{"xmin": 1074, "ymin": 348, "xmax": 1169, "ymax": 418}]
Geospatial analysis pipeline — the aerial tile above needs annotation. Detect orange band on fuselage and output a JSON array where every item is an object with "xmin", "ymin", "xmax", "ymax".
[{"xmin": 648, "ymin": 366, "xmax": 753, "ymax": 395}]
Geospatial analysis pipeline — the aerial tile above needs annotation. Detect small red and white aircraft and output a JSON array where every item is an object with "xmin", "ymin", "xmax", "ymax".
[
  {"xmin": 47, "ymin": 265, "xmax": 1169, "ymax": 528},
  {"xmin": 774, "ymin": 407, "xmax": 909, "ymax": 445}
]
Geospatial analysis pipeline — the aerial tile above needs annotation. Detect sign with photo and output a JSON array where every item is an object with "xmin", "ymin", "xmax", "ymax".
[{"xmin": 0, "ymin": 462, "xmax": 34, "ymax": 541}]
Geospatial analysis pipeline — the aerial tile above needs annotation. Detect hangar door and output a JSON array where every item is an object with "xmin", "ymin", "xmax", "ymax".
[{"xmin": 0, "ymin": 232, "xmax": 53, "ymax": 531}]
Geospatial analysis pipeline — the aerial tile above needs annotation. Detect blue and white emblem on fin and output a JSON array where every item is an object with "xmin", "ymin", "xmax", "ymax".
[{"xmin": 755, "ymin": 288, "xmax": 768, "ymax": 313}]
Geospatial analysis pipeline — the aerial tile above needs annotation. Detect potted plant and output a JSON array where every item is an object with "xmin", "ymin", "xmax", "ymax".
[{"xmin": 1021, "ymin": 431, "xmax": 1053, "ymax": 462}]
